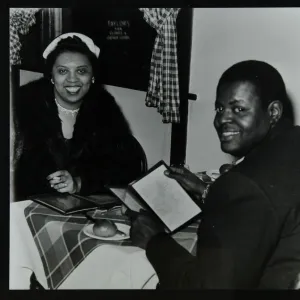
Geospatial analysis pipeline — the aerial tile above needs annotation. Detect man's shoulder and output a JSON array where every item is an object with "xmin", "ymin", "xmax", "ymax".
[
  {"xmin": 232, "ymin": 131, "xmax": 300, "ymax": 208},
  {"xmin": 240, "ymin": 124, "xmax": 300, "ymax": 170},
  {"xmin": 273, "ymin": 124, "xmax": 300, "ymax": 144}
]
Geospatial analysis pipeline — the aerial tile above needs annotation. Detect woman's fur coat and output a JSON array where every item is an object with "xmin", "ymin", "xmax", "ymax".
[{"xmin": 14, "ymin": 78, "xmax": 144, "ymax": 199}]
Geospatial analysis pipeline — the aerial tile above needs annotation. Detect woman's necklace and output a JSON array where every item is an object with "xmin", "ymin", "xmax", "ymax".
[{"xmin": 55, "ymin": 98, "xmax": 80, "ymax": 117}]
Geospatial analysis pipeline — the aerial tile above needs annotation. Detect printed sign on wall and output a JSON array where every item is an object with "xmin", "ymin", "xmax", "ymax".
[
  {"xmin": 71, "ymin": 8, "xmax": 156, "ymax": 91},
  {"xmin": 107, "ymin": 20, "xmax": 130, "ymax": 40}
]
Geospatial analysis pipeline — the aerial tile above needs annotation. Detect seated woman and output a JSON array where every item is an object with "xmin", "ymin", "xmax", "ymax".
[
  {"xmin": 130, "ymin": 60, "xmax": 300, "ymax": 289},
  {"xmin": 14, "ymin": 32, "xmax": 145, "ymax": 200}
]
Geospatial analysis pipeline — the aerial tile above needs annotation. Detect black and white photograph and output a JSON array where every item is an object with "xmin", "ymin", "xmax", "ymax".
[{"xmin": 9, "ymin": 7, "xmax": 300, "ymax": 290}]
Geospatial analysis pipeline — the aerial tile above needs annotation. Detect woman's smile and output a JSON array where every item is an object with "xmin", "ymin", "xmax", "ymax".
[
  {"xmin": 65, "ymin": 86, "xmax": 81, "ymax": 94},
  {"xmin": 52, "ymin": 51, "xmax": 93, "ymax": 109}
]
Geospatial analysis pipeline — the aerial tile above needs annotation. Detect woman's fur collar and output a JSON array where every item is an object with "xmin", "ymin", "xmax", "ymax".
[
  {"xmin": 17, "ymin": 77, "xmax": 132, "ymax": 139},
  {"xmin": 15, "ymin": 77, "xmax": 132, "ymax": 169}
]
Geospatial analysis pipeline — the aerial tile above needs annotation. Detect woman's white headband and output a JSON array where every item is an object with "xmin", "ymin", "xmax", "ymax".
[{"xmin": 42, "ymin": 32, "xmax": 100, "ymax": 59}]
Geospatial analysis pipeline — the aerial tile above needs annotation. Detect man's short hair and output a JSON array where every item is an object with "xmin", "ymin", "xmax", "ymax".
[{"xmin": 216, "ymin": 60, "xmax": 288, "ymax": 112}]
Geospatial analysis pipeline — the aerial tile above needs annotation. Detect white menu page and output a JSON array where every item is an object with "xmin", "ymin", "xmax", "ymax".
[{"xmin": 131, "ymin": 164, "xmax": 201, "ymax": 232}]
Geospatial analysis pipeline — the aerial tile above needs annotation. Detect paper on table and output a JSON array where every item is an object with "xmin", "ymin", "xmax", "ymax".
[{"xmin": 131, "ymin": 164, "xmax": 201, "ymax": 232}]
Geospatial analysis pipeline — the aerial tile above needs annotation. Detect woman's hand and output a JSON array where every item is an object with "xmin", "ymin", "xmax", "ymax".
[
  {"xmin": 47, "ymin": 170, "xmax": 81, "ymax": 194},
  {"xmin": 164, "ymin": 166, "xmax": 207, "ymax": 200},
  {"xmin": 130, "ymin": 211, "xmax": 165, "ymax": 250}
]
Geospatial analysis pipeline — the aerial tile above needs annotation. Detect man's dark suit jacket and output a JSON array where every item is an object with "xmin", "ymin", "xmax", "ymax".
[{"xmin": 146, "ymin": 119, "xmax": 300, "ymax": 289}]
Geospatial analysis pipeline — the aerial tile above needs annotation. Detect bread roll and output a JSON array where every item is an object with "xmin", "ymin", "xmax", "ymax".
[{"xmin": 93, "ymin": 219, "xmax": 117, "ymax": 237}]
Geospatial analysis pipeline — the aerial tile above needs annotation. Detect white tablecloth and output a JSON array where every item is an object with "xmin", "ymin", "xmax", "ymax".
[{"xmin": 9, "ymin": 200, "xmax": 158, "ymax": 289}]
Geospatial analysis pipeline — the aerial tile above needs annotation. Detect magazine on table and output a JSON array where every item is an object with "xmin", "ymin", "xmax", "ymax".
[{"xmin": 30, "ymin": 192, "xmax": 121, "ymax": 215}]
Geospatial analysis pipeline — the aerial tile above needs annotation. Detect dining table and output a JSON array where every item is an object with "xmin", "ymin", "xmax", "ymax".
[{"xmin": 9, "ymin": 199, "xmax": 199, "ymax": 290}]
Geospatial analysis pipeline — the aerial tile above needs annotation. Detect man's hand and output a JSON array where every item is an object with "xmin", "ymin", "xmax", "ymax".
[
  {"xmin": 130, "ymin": 211, "xmax": 165, "ymax": 250},
  {"xmin": 164, "ymin": 166, "xmax": 207, "ymax": 200},
  {"xmin": 47, "ymin": 170, "xmax": 81, "ymax": 194}
]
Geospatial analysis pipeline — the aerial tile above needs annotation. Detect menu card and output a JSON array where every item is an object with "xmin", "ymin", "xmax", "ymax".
[{"xmin": 108, "ymin": 161, "xmax": 201, "ymax": 232}]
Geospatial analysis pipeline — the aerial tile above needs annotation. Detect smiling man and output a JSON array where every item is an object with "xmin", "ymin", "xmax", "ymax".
[
  {"xmin": 130, "ymin": 60, "xmax": 300, "ymax": 289},
  {"xmin": 213, "ymin": 61, "xmax": 284, "ymax": 159},
  {"xmin": 214, "ymin": 82, "xmax": 271, "ymax": 158}
]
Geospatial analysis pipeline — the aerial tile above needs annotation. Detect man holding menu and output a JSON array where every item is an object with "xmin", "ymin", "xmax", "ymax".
[{"xmin": 130, "ymin": 60, "xmax": 300, "ymax": 289}]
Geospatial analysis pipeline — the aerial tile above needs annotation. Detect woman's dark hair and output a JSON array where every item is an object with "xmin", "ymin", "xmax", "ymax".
[
  {"xmin": 216, "ymin": 60, "xmax": 289, "ymax": 114},
  {"xmin": 44, "ymin": 35, "xmax": 99, "ymax": 79}
]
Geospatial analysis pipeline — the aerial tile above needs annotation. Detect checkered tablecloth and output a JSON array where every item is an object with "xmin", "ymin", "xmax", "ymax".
[{"xmin": 24, "ymin": 202, "xmax": 199, "ymax": 289}]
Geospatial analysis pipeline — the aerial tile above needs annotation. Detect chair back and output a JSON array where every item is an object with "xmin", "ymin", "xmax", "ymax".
[
  {"xmin": 293, "ymin": 273, "xmax": 300, "ymax": 289},
  {"xmin": 131, "ymin": 135, "xmax": 148, "ymax": 174}
]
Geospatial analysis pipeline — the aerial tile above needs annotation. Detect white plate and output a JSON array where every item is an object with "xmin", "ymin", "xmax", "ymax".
[
  {"xmin": 205, "ymin": 169, "xmax": 220, "ymax": 180},
  {"xmin": 83, "ymin": 223, "xmax": 130, "ymax": 241}
]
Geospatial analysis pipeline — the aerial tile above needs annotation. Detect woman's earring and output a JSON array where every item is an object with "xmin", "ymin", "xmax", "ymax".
[
  {"xmin": 92, "ymin": 77, "xmax": 95, "ymax": 84},
  {"xmin": 51, "ymin": 78, "xmax": 54, "ymax": 85}
]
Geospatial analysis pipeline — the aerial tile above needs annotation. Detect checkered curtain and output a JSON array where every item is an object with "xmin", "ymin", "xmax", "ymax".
[
  {"xmin": 9, "ymin": 8, "xmax": 41, "ymax": 66},
  {"xmin": 139, "ymin": 8, "xmax": 181, "ymax": 123}
]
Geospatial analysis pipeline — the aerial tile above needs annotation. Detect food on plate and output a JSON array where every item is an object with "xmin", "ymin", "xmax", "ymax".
[{"xmin": 93, "ymin": 219, "xmax": 118, "ymax": 237}]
